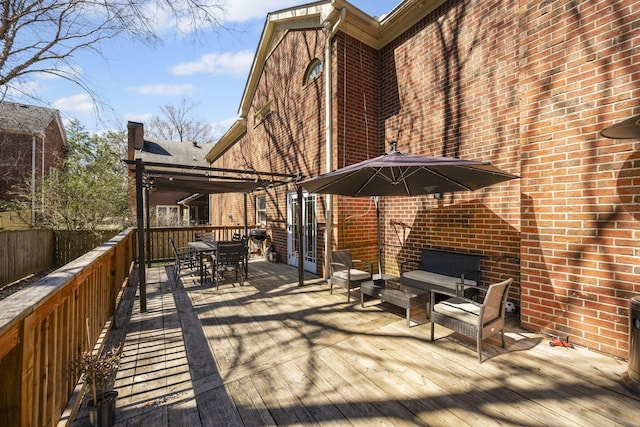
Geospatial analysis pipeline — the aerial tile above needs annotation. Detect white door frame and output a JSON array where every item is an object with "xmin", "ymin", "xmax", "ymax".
[{"xmin": 287, "ymin": 191, "xmax": 317, "ymax": 272}]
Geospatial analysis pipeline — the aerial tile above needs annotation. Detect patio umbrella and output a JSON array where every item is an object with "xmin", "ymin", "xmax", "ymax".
[
  {"xmin": 300, "ymin": 142, "xmax": 519, "ymax": 274},
  {"xmin": 600, "ymin": 114, "xmax": 640, "ymax": 139}
]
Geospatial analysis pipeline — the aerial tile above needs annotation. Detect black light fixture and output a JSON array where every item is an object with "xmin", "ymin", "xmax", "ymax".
[{"xmin": 601, "ymin": 114, "xmax": 640, "ymax": 139}]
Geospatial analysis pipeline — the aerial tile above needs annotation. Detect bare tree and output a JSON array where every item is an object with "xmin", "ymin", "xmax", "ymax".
[
  {"xmin": 145, "ymin": 97, "xmax": 220, "ymax": 143},
  {"xmin": 0, "ymin": 0, "xmax": 225, "ymax": 100}
]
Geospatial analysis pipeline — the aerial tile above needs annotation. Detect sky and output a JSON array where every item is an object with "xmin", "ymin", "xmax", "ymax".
[{"xmin": 16, "ymin": 0, "xmax": 401, "ymax": 137}]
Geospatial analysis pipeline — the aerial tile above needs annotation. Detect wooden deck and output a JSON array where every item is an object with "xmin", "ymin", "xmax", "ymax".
[{"xmin": 70, "ymin": 260, "xmax": 640, "ymax": 426}]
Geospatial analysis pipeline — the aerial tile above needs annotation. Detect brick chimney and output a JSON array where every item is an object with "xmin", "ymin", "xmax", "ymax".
[{"xmin": 127, "ymin": 121, "xmax": 144, "ymax": 161}]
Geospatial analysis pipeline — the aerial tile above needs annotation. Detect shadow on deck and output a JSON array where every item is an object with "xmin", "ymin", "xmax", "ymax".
[{"xmin": 70, "ymin": 260, "xmax": 639, "ymax": 426}]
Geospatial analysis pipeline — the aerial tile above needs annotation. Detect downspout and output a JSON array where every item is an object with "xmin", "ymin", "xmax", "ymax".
[{"xmin": 323, "ymin": 7, "xmax": 345, "ymax": 279}]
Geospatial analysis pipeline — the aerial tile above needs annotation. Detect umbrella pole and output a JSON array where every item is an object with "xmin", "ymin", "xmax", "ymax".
[{"xmin": 375, "ymin": 196, "xmax": 383, "ymax": 277}]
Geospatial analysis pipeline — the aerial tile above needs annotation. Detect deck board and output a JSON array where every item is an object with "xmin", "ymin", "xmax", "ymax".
[
  {"xmin": 226, "ymin": 376, "xmax": 277, "ymax": 427},
  {"xmin": 68, "ymin": 260, "xmax": 640, "ymax": 427}
]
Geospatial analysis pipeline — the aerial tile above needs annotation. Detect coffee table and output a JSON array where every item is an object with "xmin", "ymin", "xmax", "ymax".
[{"xmin": 360, "ymin": 274, "xmax": 399, "ymax": 307}]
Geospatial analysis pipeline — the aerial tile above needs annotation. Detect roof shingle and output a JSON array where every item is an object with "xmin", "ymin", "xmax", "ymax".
[{"xmin": 0, "ymin": 102, "xmax": 59, "ymax": 134}]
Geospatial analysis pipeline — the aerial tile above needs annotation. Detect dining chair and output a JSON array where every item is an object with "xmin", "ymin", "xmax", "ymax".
[
  {"xmin": 211, "ymin": 241, "xmax": 246, "ymax": 290},
  {"xmin": 169, "ymin": 237, "xmax": 192, "ymax": 284}
]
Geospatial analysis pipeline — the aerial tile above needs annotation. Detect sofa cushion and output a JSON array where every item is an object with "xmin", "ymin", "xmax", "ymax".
[
  {"xmin": 433, "ymin": 297, "xmax": 480, "ymax": 323},
  {"xmin": 403, "ymin": 270, "xmax": 476, "ymax": 289},
  {"xmin": 334, "ymin": 269, "xmax": 371, "ymax": 281}
]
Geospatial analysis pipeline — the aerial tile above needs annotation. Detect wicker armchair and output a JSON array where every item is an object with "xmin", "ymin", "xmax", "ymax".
[
  {"xmin": 330, "ymin": 249, "xmax": 373, "ymax": 302},
  {"xmin": 430, "ymin": 278, "xmax": 513, "ymax": 362}
]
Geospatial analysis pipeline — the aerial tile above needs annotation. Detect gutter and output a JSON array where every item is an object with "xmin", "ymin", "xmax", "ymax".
[{"xmin": 205, "ymin": 117, "xmax": 247, "ymax": 163}]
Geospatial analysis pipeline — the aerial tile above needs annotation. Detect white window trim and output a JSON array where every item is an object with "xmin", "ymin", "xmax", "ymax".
[{"xmin": 256, "ymin": 195, "xmax": 266, "ymax": 226}]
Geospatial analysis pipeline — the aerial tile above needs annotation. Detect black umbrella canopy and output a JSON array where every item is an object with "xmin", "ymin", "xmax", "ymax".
[
  {"xmin": 600, "ymin": 114, "xmax": 640, "ymax": 139},
  {"xmin": 301, "ymin": 142, "xmax": 519, "ymax": 277},
  {"xmin": 300, "ymin": 143, "xmax": 519, "ymax": 197}
]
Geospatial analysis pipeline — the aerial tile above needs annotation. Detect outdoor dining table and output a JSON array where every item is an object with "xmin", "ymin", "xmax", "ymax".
[{"xmin": 188, "ymin": 240, "xmax": 217, "ymax": 283}]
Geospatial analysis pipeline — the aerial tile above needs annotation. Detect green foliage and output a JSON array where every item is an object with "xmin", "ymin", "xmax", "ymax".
[{"xmin": 4, "ymin": 120, "xmax": 130, "ymax": 231}]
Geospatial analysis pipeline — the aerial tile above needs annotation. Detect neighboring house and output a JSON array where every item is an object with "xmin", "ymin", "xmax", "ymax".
[
  {"xmin": 205, "ymin": 0, "xmax": 640, "ymax": 359},
  {"xmin": 127, "ymin": 121, "xmax": 210, "ymax": 226},
  {"xmin": 0, "ymin": 101, "xmax": 66, "ymax": 229}
]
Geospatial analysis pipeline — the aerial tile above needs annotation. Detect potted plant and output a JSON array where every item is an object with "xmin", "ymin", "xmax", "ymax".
[{"xmin": 72, "ymin": 341, "xmax": 124, "ymax": 427}]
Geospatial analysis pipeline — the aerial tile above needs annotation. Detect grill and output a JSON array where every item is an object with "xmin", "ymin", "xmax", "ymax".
[{"xmin": 249, "ymin": 229, "xmax": 267, "ymax": 243}]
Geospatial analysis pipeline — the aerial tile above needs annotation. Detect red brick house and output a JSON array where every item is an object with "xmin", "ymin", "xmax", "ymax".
[
  {"xmin": 0, "ymin": 102, "xmax": 66, "ymax": 228},
  {"xmin": 205, "ymin": 0, "xmax": 640, "ymax": 359},
  {"xmin": 127, "ymin": 121, "xmax": 211, "ymax": 226}
]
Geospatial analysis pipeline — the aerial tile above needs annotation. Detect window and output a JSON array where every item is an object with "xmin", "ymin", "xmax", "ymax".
[
  {"xmin": 254, "ymin": 101, "xmax": 273, "ymax": 125},
  {"xmin": 156, "ymin": 205, "xmax": 180, "ymax": 227},
  {"xmin": 256, "ymin": 195, "xmax": 266, "ymax": 226},
  {"xmin": 305, "ymin": 59, "xmax": 323, "ymax": 84}
]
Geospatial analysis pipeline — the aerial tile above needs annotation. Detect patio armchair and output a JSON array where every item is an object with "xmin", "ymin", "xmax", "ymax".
[
  {"xmin": 169, "ymin": 237, "xmax": 193, "ymax": 284},
  {"xmin": 211, "ymin": 241, "xmax": 246, "ymax": 290},
  {"xmin": 430, "ymin": 277, "xmax": 513, "ymax": 363},
  {"xmin": 330, "ymin": 249, "xmax": 373, "ymax": 302}
]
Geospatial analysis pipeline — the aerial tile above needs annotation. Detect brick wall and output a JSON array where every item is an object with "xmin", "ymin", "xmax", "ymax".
[
  {"xmin": 42, "ymin": 120, "xmax": 65, "ymax": 174},
  {"xmin": 332, "ymin": 34, "xmax": 381, "ymax": 272},
  {"xmin": 376, "ymin": 0, "xmax": 521, "ymax": 303},
  {"xmin": 371, "ymin": 0, "xmax": 640, "ymax": 357},
  {"xmin": 518, "ymin": 0, "xmax": 640, "ymax": 357},
  {"xmin": 209, "ymin": 0, "xmax": 640, "ymax": 358},
  {"xmin": 212, "ymin": 29, "xmax": 329, "ymax": 271},
  {"xmin": 0, "ymin": 132, "xmax": 33, "ymax": 203},
  {"xmin": 0, "ymin": 119, "xmax": 65, "ymax": 206}
]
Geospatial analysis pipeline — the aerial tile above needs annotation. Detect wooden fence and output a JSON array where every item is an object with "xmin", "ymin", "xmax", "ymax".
[
  {"xmin": 0, "ymin": 229, "xmax": 121, "ymax": 287},
  {"xmin": 0, "ymin": 228, "xmax": 136, "ymax": 427},
  {"xmin": 0, "ymin": 229, "xmax": 54, "ymax": 287},
  {"xmin": 54, "ymin": 230, "xmax": 120, "ymax": 267}
]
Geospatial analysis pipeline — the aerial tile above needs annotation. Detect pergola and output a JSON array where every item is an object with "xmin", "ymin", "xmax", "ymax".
[{"xmin": 125, "ymin": 159, "xmax": 303, "ymax": 311}]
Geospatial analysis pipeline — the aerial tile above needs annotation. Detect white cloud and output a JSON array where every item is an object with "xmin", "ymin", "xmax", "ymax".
[
  {"xmin": 129, "ymin": 84, "xmax": 194, "ymax": 96},
  {"xmin": 170, "ymin": 50, "xmax": 253, "ymax": 76},
  {"xmin": 124, "ymin": 113, "xmax": 153, "ymax": 123},
  {"xmin": 5, "ymin": 80, "xmax": 40, "ymax": 98},
  {"xmin": 53, "ymin": 93, "xmax": 94, "ymax": 114},
  {"xmin": 214, "ymin": 116, "xmax": 240, "ymax": 131},
  {"xmin": 136, "ymin": 0, "xmax": 300, "ymax": 35},
  {"xmin": 222, "ymin": 0, "xmax": 300, "ymax": 23}
]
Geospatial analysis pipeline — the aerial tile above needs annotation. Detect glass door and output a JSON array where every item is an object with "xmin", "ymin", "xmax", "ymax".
[{"xmin": 287, "ymin": 191, "xmax": 316, "ymax": 272}]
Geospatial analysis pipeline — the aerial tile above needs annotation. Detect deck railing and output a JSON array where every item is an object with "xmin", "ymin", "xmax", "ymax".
[
  {"xmin": 0, "ymin": 225, "xmax": 253, "ymax": 426},
  {"xmin": 146, "ymin": 225, "xmax": 250, "ymax": 262},
  {"xmin": 0, "ymin": 228, "xmax": 136, "ymax": 427}
]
